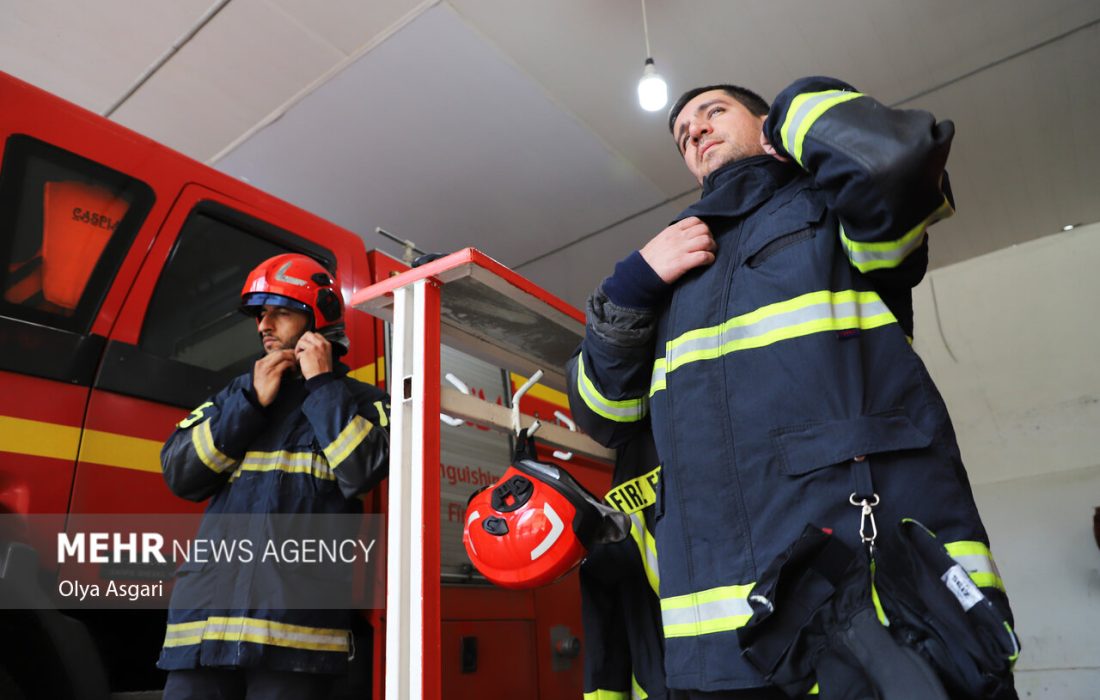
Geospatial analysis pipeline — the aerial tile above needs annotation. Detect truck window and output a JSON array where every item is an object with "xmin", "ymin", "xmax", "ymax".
[
  {"xmin": 0, "ymin": 135, "xmax": 153, "ymax": 333},
  {"xmin": 137, "ymin": 202, "xmax": 335, "ymax": 396}
]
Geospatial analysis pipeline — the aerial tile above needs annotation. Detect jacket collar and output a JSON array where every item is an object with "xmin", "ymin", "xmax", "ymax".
[{"xmin": 674, "ymin": 156, "xmax": 799, "ymax": 223}]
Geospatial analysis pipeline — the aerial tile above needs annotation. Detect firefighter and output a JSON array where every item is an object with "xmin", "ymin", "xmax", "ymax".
[
  {"xmin": 567, "ymin": 77, "xmax": 1016, "ymax": 698},
  {"xmin": 157, "ymin": 253, "xmax": 389, "ymax": 699}
]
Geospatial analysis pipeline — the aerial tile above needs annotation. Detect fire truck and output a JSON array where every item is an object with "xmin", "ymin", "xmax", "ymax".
[{"xmin": 0, "ymin": 71, "xmax": 611, "ymax": 699}]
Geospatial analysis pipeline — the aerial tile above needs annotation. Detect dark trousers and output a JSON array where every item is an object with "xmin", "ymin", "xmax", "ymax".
[{"xmin": 163, "ymin": 668, "xmax": 334, "ymax": 700}]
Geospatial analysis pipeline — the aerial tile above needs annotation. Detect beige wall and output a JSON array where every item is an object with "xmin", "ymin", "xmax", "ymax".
[{"xmin": 914, "ymin": 223, "xmax": 1100, "ymax": 698}]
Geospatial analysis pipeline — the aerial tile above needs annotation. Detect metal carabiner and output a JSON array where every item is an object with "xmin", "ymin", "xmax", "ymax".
[{"xmin": 849, "ymin": 492, "xmax": 881, "ymax": 547}]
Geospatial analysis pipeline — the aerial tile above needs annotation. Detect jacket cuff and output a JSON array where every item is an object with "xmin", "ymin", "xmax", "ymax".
[
  {"xmin": 601, "ymin": 251, "xmax": 670, "ymax": 309},
  {"xmin": 305, "ymin": 372, "xmax": 338, "ymax": 393}
]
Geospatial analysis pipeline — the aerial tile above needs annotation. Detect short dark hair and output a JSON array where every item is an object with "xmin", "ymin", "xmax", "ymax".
[{"xmin": 667, "ymin": 84, "xmax": 770, "ymax": 133}]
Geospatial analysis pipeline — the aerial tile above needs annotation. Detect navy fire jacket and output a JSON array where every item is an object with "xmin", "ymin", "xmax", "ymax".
[{"xmin": 157, "ymin": 362, "xmax": 389, "ymax": 674}]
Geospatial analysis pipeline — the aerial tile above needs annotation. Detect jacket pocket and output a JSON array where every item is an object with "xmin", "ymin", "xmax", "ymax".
[
  {"xmin": 746, "ymin": 227, "xmax": 816, "ymax": 267},
  {"xmin": 740, "ymin": 195, "xmax": 825, "ymax": 268},
  {"xmin": 772, "ymin": 410, "xmax": 933, "ymax": 476}
]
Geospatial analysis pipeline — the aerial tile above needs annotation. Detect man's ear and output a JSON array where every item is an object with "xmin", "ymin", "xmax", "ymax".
[{"xmin": 760, "ymin": 126, "xmax": 789, "ymax": 163}]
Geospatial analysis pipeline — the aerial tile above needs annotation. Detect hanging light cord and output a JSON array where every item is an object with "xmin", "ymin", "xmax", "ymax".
[{"xmin": 640, "ymin": 0, "xmax": 653, "ymax": 59}]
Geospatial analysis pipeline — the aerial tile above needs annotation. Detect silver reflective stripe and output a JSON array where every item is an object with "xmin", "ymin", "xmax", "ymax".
[
  {"xmin": 323, "ymin": 415, "xmax": 373, "ymax": 468},
  {"xmin": 202, "ymin": 619, "xmax": 347, "ymax": 649},
  {"xmin": 839, "ymin": 198, "xmax": 953, "ymax": 273},
  {"xmin": 781, "ymin": 90, "xmax": 863, "ymax": 165},
  {"xmin": 629, "ymin": 512, "xmax": 660, "ymax": 595},
  {"xmin": 948, "ymin": 551, "xmax": 1005, "ymax": 591},
  {"xmin": 649, "ymin": 360, "xmax": 667, "ymax": 397},
  {"xmin": 661, "ymin": 597, "xmax": 753, "ymax": 628},
  {"xmin": 840, "ymin": 223, "xmax": 926, "ymax": 269},
  {"xmin": 658, "ymin": 291, "xmax": 893, "ymax": 388},
  {"xmin": 668, "ymin": 298, "xmax": 877, "ymax": 368},
  {"xmin": 661, "ymin": 584, "xmax": 757, "ymax": 637},
  {"xmin": 576, "ymin": 355, "xmax": 648, "ymax": 422},
  {"xmin": 191, "ymin": 420, "xmax": 238, "ymax": 473},
  {"xmin": 232, "ymin": 450, "xmax": 335, "ymax": 481}
]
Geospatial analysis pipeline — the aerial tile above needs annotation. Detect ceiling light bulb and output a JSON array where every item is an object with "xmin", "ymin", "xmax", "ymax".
[{"xmin": 638, "ymin": 58, "xmax": 668, "ymax": 112}]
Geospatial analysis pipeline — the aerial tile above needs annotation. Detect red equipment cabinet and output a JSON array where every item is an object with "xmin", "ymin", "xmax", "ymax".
[{"xmin": 0, "ymin": 70, "xmax": 613, "ymax": 699}]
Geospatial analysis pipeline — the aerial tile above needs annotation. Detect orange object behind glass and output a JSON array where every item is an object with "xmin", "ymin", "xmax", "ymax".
[{"xmin": 42, "ymin": 181, "xmax": 129, "ymax": 309}]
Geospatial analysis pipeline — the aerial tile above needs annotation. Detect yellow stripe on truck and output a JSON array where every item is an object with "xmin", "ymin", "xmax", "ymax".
[
  {"xmin": 0, "ymin": 415, "xmax": 81, "ymax": 460},
  {"xmin": 0, "ymin": 415, "xmax": 164, "ymax": 474},
  {"xmin": 79, "ymin": 428, "xmax": 163, "ymax": 473}
]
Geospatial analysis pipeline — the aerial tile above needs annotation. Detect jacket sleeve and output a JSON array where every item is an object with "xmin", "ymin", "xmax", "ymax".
[
  {"xmin": 160, "ymin": 376, "xmax": 267, "ymax": 502},
  {"xmin": 763, "ymin": 76, "xmax": 955, "ymax": 291},
  {"xmin": 566, "ymin": 286, "xmax": 658, "ymax": 450},
  {"xmin": 302, "ymin": 375, "xmax": 390, "ymax": 499}
]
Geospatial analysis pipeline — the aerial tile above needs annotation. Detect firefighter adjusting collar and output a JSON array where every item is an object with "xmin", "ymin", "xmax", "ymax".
[{"xmin": 240, "ymin": 253, "xmax": 348, "ymax": 354}]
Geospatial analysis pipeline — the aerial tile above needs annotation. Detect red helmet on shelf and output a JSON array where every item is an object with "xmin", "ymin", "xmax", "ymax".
[
  {"xmin": 240, "ymin": 253, "xmax": 348, "ymax": 353},
  {"xmin": 463, "ymin": 459, "xmax": 630, "ymax": 590}
]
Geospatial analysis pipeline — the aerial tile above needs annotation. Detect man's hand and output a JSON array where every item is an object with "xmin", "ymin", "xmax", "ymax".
[
  {"xmin": 253, "ymin": 350, "xmax": 295, "ymax": 407},
  {"xmin": 296, "ymin": 332, "xmax": 333, "ymax": 380},
  {"xmin": 639, "ymin": 216, "xmax": 716, "ymax": 284}
]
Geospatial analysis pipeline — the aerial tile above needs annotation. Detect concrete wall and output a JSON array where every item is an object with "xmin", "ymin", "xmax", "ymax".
[{"xmin": 912, "ymin": 223, "xmax": 1100, "ymax": 699}]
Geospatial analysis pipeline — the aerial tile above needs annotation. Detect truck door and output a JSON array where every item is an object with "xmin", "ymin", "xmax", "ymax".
[
  {"xmin": 0, "ymin": 134, "xmax": 155, "ymax": 519},
  {"xmin": 67, "ymin": 184, "xmax": 339, "ymax": 516}
]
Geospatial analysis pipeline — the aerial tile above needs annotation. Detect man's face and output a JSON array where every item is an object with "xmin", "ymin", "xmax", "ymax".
[
  {"xmin": 256, "ymin": 304, "xmax": 310, "ymax": 354},
  {"xmin": 672, "ymin": 90, "xmax": 767, "ymax": 185}
]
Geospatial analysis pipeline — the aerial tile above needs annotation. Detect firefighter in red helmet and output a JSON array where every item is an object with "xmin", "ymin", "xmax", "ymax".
[{"xmin": 158, "ymin": 253, "xmax": 390, "ymax": 700}]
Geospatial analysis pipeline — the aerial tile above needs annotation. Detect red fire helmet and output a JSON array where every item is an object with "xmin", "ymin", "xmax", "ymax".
[
  {"xmin": 240, "ymin": 253, "xmax": 343, "ymax": 332},
  {"xmin": 463, "ymin": 459, "xmax": 630, "ymax": 590}
]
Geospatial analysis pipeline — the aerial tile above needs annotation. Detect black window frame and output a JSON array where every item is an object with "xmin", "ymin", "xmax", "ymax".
[
  {"xmin": 96, "ymin": 199, "xmax": 337, "ymax": 408},
  {"xmin": 0, "ymin": 134, "xmax": 155, "ymax": 385}
]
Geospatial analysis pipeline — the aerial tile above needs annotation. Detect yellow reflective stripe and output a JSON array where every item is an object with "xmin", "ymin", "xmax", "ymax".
[
  {"xmin": 0, "ymin": 415, "xmax": 81, "ymax": 460},
  {"xmin": 632, "ymin": 673, "xmax": 648, "ymax": 700},
  {"xmin": 231, "ymin": 449, "xmax": 335, "ymax": 482},
  {"xmin": 780, "ymin": 89, "xmax": 864, "ymax": 166},
  {"xmin": 871, "ymin": 562, "xmax": 889, "ymax": 626},
  {"xmin": 840, "ymin": 198, "xmax": 954, "ymax": 273},
  {"xmin": 945, "ymin": 540, "xmax": 1006, "ymax": 593},
  {"xmin": 809, "ymin": 682, "xmax": 820, "ymax": 694},
  {"xmin": 162, "ymin": 619, "xmax": 206, "ymax": 646},
  {"xmin": 577, "ymin": 355, "xmax": 647, "ymax": 422},
  {"xmin": 584, "ymin": 691, "xmax": 628, "ymax": 700},
  {"xmin": 649, "ymin": 359, "xmax": 666, "ymax": 397},
  {"xmin": 627, "ymin": 512, "xmax": 660, "ymax": 595},
  {"xmin": 651, "ymin": 290, "xmax": 895, "ymax": 397},
  {"xmin": 191, "ymin": 420, "xmax": 237, "ymax": 473},
  {"xmin": 322, "ymin": 415, "xmax": 374, "ymax": 468},
  {"xmin": 661, "ymin": 584, "xmax": 755, "ymax": 638},
  {"xmin": 604, "ymin": 466, "xmax": 661, "ymax": 593},
  {"xmin": 163, "ymin": 616, "xmax": 349, "ymax": 653}
]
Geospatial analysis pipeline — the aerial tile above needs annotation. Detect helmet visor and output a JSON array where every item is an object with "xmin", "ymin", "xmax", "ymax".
[{"xmin": 240, "ymin": 292, "xmax": 312, "ymax": 319}]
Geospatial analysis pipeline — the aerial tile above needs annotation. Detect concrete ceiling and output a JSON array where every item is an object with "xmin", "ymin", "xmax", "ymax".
[{"xmin": 3, "ymin": 0, "xmax": 1098, "ymax": 308}]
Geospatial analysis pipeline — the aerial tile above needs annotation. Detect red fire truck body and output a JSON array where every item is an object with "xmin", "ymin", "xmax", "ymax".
[{"xmin": 0, "ymin": 71, "xmax": 607, "ymax": 698}]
